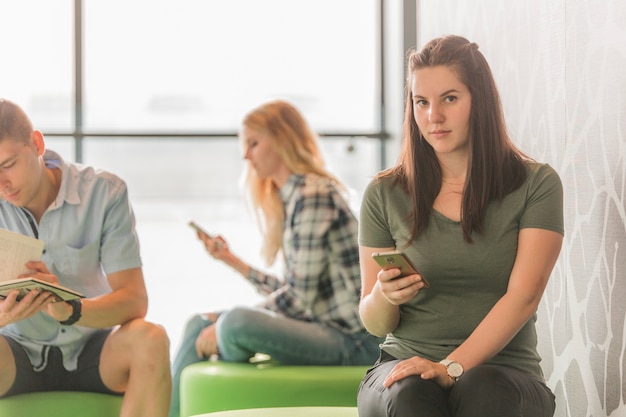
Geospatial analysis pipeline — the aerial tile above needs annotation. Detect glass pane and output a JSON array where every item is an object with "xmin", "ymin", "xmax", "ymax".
[
  {"xmin": 43, "ymin": 136, "xmax": 75, "ymax": 161},
  {"xmin": 81, "ymin": 136, "xmax": 379, "ymax": 202},
  {"xmin": 83, "ymin": 138, "xmax": 244, "ymax": 199},
  {"xmin": 0, "ymin": 0, "xmax": 73, "ymax": 131},
  {"xmin": 84, "ymin": 0, "xmax": 378, "ymax": 132}
]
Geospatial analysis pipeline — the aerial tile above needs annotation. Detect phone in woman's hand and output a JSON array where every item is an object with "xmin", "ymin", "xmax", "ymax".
[
  {"xmin": 372, "ymin": 250, "xmax": 429, "ymax": 287},
  {"xmin": 188, "ymin": 220, "xmax": 213, "ymax": 238}
]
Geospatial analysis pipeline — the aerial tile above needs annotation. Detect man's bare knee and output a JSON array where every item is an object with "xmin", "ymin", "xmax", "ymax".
[
  {"xmin": 0, "ymin": 337, "xmax": 17, "ymax": 396},
  {"xmin": 117, "ymin": 319, "xmax": 170, "ymax": 357},
  {"xmin": 100, "ymin": 320, "xmax": 170, "ymax": 393}
]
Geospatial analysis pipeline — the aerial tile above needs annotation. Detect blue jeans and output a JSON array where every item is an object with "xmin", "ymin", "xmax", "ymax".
[{"xmin": 169, "ymin": 305, "xmax": 382, "ymax": 417}]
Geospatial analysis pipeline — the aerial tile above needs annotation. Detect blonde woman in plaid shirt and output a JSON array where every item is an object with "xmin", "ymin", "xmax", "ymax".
[{"xmin": 169, "ymin": 99, "xmax": 381, "ymax": 417}]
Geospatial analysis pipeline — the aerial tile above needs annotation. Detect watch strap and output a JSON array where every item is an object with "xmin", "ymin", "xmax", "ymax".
[
  {"xmin": 59, "ymin": 299, "xmax": 82, "ymax": 325},
  {"xmin": 439, "ymin": 358, "xmax": 454, "ymax": 367}
]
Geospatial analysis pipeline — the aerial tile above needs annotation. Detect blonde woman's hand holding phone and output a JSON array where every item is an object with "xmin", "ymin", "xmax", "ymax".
[
  {"xmin": 187, "ymin": 220, "xmax": 252, "ymax": 278},
  {"xmin": 188, "ymin": 220, "xmax": 228, "ymax": 259}
]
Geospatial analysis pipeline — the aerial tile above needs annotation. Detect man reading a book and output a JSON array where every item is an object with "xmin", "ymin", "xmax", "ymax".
[{"xmin": 0, "ymin": 99, "xmax": 171, "ymax": 417}]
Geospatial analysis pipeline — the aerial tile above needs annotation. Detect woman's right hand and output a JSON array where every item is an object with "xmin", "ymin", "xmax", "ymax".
[
  {"xmin": 196, "ymin": 232, "xmax": 250, "ymax": 277},
  {"xmin": 377, "ymin": 268, "xmax": 426, "ymax": 306},
  {"xmin": 197, "ymin": 232, "xmax": 229, "ymax": 261}
]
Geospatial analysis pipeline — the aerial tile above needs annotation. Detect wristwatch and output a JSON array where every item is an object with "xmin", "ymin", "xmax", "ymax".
[
  {"xmin": 439, "ymin": 358, "xmax": 464, "ymax": 381},
  {"xmin": 59, "ymin": 299, "xmax": 82, "ymax": 325}
]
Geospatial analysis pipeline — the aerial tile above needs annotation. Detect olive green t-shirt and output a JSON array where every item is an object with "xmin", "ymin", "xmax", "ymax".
[{"xmin": 359, "ymin": 162, "xmax": 564, "ymax": 380}]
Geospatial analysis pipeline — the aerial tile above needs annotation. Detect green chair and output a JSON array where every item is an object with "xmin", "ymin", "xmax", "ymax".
[
  {"xmin": 192, "ymin": 406, "xmax": 359, "ymax": 417},
  {"xmin": 0, "ymin": 391, "xmax": 123, "ymax": 417},
  {"xmin": 180, "ymin": 361, "xmax": 369, "ymax": 417}
]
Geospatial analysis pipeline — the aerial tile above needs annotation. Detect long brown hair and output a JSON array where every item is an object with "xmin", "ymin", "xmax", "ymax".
[{"xmin": 381, "ymin": 35, "xmax": 529, "ymax": 243}]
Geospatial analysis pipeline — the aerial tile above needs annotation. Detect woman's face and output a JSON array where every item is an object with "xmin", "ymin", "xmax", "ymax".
[
  {"xmin": 241, "ymin": 126, "xmax": 287, "ymax": 181},
  {"xmin": 411, "ymin": 65, "xmax": 472, "ymax": 158}
]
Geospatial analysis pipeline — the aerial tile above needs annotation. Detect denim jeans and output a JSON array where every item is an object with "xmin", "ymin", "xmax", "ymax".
[{"xmin": 169, "ymin": 305, "xmax": 382, "ymax": 417}]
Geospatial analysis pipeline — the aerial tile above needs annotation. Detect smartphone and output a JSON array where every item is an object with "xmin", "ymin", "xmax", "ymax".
[
  {"xmin": 188, "ymin": 220, "xmax": 213, "ymax": 238},
  {"xmin": 372, "ymin": 250, "xmax": 429, "ymax": 287}
]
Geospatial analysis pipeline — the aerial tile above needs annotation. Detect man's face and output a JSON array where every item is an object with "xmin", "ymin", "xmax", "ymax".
[{"xmin": 0, "ymin": 133, "xmax": 45, "ymax": 209}]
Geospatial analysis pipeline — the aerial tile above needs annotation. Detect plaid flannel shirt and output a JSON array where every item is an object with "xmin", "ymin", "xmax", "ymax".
[{"xmin": 247, "ymin": 174, "xmax": 364, "ymax": 334}]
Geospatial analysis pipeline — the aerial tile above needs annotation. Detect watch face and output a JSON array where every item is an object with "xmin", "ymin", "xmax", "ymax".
[{"xmin": 448, "ymin": 362, "xmax": 463, "ymax": 378}]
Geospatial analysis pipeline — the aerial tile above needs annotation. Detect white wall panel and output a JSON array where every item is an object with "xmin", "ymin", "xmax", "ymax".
[{"xmin": 415, "ymin": 1, "xmax": 625, "ymax": 416}]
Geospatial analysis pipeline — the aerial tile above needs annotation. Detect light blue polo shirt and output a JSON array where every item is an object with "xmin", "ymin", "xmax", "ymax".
[{"xmin": 0, "ymin": 149, "xmax": 142, "ymax": 371}]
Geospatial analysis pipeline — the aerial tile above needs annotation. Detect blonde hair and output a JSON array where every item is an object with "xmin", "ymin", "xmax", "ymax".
[{"xmin": 240, "ymin": 99, "xmax": 344, "ymax": 265}]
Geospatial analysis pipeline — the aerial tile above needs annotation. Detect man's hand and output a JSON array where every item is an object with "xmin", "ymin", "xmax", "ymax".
[
  {"xmin": 19, "ymin": 261, "xmax": 75, "ymax": 322},
  {"xmin": 44, "ymin": 299, "xmax": 75, "ymax": 322},
  {"xmin": 0, "ymin": 289, "xmax": 54, "ymax": 327},
  {"xmin": 20, "ymin": 261, "xmax": 59, "ymax": 285}
]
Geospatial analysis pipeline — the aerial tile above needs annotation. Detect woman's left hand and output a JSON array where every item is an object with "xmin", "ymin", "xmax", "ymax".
[
  {"xmin": 383, "ymin": 356, "xmax": 455, "ymax": 390},
  {"xmin": 195, "ymin": 323, "xmax": 220, "ymax": 358}
]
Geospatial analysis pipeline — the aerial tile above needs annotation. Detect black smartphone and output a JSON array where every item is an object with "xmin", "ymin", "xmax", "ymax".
[{"xmin": 371, "ymin": 250, "xmax": 429, "ymax": 287}]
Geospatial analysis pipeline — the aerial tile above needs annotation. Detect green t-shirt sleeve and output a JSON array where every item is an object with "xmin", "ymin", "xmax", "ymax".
[
  {"xmin": 359, "ymin": 176, "xmax": 399, "ymax": 248},
  {"xmin": 520, "ymin": 163, "xmax": 564, "ymax": 235}
]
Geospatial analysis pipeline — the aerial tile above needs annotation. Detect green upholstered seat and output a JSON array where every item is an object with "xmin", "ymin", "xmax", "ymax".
[
  {"xmin": 180, "ymin": 361, "xmax": 369, "ymax": 417},
  {"xmin": 192, "ymin": 406, "xmax": 359, "ymax": 417},
  {"xmin": 0, "ymin": 391, "xmax": 123, "ymax": 417}
]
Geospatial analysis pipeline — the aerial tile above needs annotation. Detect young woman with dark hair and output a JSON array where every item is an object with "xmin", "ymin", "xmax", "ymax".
[{"xmin": 357, "ymin": 35, "xmax": 563, "ymax": 417}]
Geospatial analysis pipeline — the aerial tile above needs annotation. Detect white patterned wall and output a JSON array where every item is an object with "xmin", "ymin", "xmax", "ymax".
[{"xmin": 415, "ymin": 1, "xmax": 626, "ymax": 416}]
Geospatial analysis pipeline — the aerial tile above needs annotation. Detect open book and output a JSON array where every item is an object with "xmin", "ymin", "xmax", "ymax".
[{"xmin": 0, "ymin": 228, "xmax": 84, "ymax": 301}]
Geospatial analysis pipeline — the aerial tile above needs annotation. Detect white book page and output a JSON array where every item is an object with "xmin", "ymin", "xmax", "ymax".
[{"xmin": 0, "ymin": 228, "xmax": 45, "ymax": 281}]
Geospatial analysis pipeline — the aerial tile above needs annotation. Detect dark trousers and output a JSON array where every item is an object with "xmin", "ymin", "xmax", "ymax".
[
  {"xmin": 2, "ymin": 329, "xmax": 120, "ymax": 397},
  {"xmin": 357, "ymin": 353, "xmax": 555, "ymax": 417}
]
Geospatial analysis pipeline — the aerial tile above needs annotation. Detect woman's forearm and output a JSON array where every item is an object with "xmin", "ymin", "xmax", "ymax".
[
  {"xmin": 359, "ymin": 281, "xmax": 401, "ymax": 337},
  {"xmin": 222, "ymin": 253, "xmax": 251, "ymax": 278},
  {"xmin": 447, "ymin": 291, "xmax": 540, "ymax": 369}
]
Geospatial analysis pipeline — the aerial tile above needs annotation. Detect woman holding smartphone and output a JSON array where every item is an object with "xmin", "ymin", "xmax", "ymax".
[
  {"xmin": 357, "ymin": 35, "xmax": 563, "ymax": 417},
  {"xmin": 169, "ymin": 99, "xmax": 382, "ymax": 417}
]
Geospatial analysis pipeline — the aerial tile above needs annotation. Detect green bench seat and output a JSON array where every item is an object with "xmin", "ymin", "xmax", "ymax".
[
  {"xmin": 192, "ymin": 406, "xmax": 358, "ymax": 417},
  {"xmin": 180, "ymin": 361, "xmax": 369, "ymax": 417},
  {"xmin": 0, "ymin": 391, "xmax": 122, "ymax": 417}
]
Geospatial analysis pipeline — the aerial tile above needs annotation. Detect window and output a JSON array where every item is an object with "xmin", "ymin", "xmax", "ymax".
[
  {"xmin": 0, "ymin": 0, "xmax": 387, "ymax": 353},
  {"xmin": 84, "ymin": 0, "xmax": 379, "ymax": 133}
]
